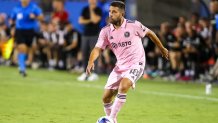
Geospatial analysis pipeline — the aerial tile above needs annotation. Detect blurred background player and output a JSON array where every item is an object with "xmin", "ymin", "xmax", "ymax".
[
  {"xmin": 52, "ymin": 0, "xmax": 69, "ymax": 27},
  {"xmin": 10, "ymin": 0, "xmax": 43, "ymax": 77},
  {"xmin": 34, "ymin": 21, "xmax": 50, "ymax": 69},
  {"xmin": 86, "ymin": 1, "xmax": 168, "ymax": 123},
  {"xmin": 63, "ymin": 22, "xmax": 80, "ymax": 71},
  {"xmin": 78, "ymin": 0, "xmax": 102, "ymax": 81}
]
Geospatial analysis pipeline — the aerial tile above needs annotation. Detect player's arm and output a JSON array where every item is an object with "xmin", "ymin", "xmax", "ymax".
[
  {"xmin": 146, "ymin": 30, "xmax": 169, "ymax": 60},
  {"xmin": 79, "ymin": 7, "xmax": 91, "ymax": 24},
  {"xmin": 29, "ymin": 14, "xmax": 44, "ymax": 21},
  {"xmin": 86, "ymin": 47, "xmax": 102, "ymax": 75},
  {"xmin": 135, "ymin": 20, "xmax": 168, "ymax": 60},
  {"xmin": 86, "ymin": 28, "xmax": 108, "ymax": 75},
  {"xmin": 36, "ymin": 14, "xmax": 44, "ymax": 21},
  {"xmin": 65, "ymin": 32, "xmax": 78, "ymax": 51},
  {"xmin": 79, "ymin": 11, "xmax": 101, "ymax": 24},
  {"xmin": 10, "ymin": 8, "xmax": 17, "ymax": 26},
  {"xmin": 9, "ymin": 19, "xmax": 15, "ymax": 27},
  {"xmin": 79, "ymin": 16, "xmax": 92, "ymax": 24},
  {"xmin": 30, "ymin": 5, "xmax": 44, "ymax": 21},
  {"xmin": 89, "ymin": 7, "xmax": 101, "ymax": 24}
]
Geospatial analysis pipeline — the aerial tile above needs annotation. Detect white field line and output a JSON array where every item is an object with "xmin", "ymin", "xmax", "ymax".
[
  {"xmin": 1, "ymin": 78, "xmax": 218, "ymax": 102},
  {"xmin": 137, "ymin": 90, "xmax": 218, "ymax": 102},
  {"xmin": 75, "ymin": 83, "xmax": 218, "ymax": 102}
]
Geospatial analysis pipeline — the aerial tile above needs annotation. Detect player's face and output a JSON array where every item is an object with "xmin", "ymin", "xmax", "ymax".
[
  {"xmin": 210, "ymin": 1, "xmax": 218, "ymax": 14},
  {"xmin": 20, "ymin": 0, "xmax": 30, "ymax": 5},
  {"xmin": 109, "ymin": 6, "xmax": 124, "ymax": 25},
  {"xmin": 20, "ymin": 0, "xmax": 30, "ymax": 3},
  {"xmin": 185, "ymin": 22, "xmax": 193, "ymax": 34},
  {"xmin": 89, "ymin": 0, "xmax": 97, "ymax": 5}
]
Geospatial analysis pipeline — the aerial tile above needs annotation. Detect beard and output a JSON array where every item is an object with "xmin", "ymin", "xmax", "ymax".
[{"xmin": 109, "ymin": 17, "xmax": 122, "ymax": 26}]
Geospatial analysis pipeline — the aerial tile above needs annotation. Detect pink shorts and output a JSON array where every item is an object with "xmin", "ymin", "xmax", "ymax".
[{"xmin": 105, "ymin": 63, "xmax": 144, "ymax": 90}]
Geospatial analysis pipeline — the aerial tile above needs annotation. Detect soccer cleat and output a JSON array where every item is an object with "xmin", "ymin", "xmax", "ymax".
[
  {"xmin": 77, "ymin": 73, "xmax": 87, "ymax": 81},
  {"xmin": 87, "ymin": 73, "xmax": 99, "ymax": 81},
  {"xmin": 19, "ymin": 71, "xmax": 27, "ymax": 77}
]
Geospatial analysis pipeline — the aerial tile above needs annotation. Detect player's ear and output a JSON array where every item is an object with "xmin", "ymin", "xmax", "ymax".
[{"xmin": 122, "ymin": 11, "xmax": 125, "ymax": 16}]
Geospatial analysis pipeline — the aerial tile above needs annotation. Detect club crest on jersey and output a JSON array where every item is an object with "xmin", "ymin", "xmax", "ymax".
[{"xmin": 124, "ymin": 31, "xmax": 130, "ymax": 38}]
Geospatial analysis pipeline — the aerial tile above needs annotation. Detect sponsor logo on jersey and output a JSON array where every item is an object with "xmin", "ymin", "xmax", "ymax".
[{"xmin": 111, "ymin": 41, "xmax": 132, "ymax": 49}]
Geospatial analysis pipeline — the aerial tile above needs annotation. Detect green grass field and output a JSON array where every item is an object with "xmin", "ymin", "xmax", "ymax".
[{"xmin": 0, "ymin": 66, "xmax": 218, "ymax": 123}]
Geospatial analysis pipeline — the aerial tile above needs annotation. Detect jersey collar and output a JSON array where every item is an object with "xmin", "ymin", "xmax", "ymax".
[{"xmin": 110, "ymin": 18, "xmax": 127, "ymax": 32}]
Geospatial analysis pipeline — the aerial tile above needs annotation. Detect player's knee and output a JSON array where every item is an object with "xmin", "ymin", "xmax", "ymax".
[
  {"xmin": 102, "ymin": 96, "xmax": 112, "ymax": 103},
  {"xmin": 18, "ymin": 44, "xmax": 28, "ymax": 53},
  {"xmin": 119, "ymin": 85, "xmax": 130, "ymax": 93},
  {"xmin": 119, "ymin": 78, "xmax": 132, "ymax": 93}
]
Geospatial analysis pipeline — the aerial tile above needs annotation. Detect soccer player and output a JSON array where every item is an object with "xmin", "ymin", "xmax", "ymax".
[
  {"xmin": 10, "ymin": 0, "xmax": 43, "ymax": 77},
  {"xmin": 86, "ymin": 1, "xmax": 169, "ymax": 123}
]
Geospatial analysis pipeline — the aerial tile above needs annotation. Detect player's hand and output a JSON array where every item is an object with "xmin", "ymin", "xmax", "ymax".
[
  {"xmin": 86, "ymin": 62, "xmax": 95, "ymax": 76},
  {"xmin": 30, "ymin": 13, "xmax": 36, "ymax": 19},
  {"xmin": 160, "ymin": 47, "xmax": 169, "ymax": 60}
]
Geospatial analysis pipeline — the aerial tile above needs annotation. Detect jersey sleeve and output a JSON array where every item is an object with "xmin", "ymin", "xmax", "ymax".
[
  {"xmin": 10, "ymin": 8, "xmax": 17, "ymax": 21},
  {"xmin": 95, "ymin": 29, "xmax": 109, "ymax": 50},
  {"xmin": 135, "ymin": 21, "xmax": 150, "ymax": 38},
  {"xmin": 33, "ymin": 4, "xmax": 42, "ymax": 16}
]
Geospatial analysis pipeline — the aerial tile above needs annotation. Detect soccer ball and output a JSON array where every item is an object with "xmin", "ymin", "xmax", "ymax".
[{"xmin": 96, "ymin": 116, "xmax": 114, "ymax": 123}]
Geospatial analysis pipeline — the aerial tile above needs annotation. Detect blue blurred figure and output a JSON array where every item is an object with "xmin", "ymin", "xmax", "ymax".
[{"xmin": 10, "ymin": 0, "xmax": 43, "ymax": 77}]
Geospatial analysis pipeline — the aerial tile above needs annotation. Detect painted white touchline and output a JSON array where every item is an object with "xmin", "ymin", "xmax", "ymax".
[
  {"xmin": 1, "ymin": 78, "xmax": 218, "ymax": 102},
  {"xmin": 138, "ymin": 90, "xmax": 218, "ymax": 102},
  {"xmin": 75, "ymin": 83, "xmax": 218, "ymax": 102}
]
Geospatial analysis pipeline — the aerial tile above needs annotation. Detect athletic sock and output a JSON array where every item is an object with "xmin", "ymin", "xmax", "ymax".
[
  {"xmin": 110, "ymin": 93, "xmax": 127, "ymax": 120},
  {"xmin": 103, "ymin": 102, "xmax": 113, "ymax": 116},
  {"xmin": 18, "ymin": 53, "xmax": 27, "ymax": 72}
]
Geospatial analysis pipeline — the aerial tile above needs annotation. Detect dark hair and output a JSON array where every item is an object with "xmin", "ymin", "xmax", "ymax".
[
  {"xmin": 53, "ymin": 0, "xmax": 65, "ymax": 4},
  {"xmin": 110, "ymin": 1, "xmax": 125, "ymax": 11}
]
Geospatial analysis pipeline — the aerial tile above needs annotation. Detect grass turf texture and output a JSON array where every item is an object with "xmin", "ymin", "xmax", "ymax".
[{"xmin": 0, "ymin": 66, "xmax": 218, "ymax": 123}]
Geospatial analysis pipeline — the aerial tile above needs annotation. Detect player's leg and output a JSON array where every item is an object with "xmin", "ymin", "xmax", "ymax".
[
  {"xmin": 102, "ymin": 89, "xmax": 118, "ymax": 116},
  {"xmin": 104, "ymin": 68, "xmax": 125, "ymax": 122},
  {"xmin": 26, "ymin": 45, "xmax": 34, "ymax": 66},
  {"xmin": 109, "ymin": 78, "xmax": 132, "ymax": 122},
  {"xmin": 169, "ymin": 51, "xmax": 177, "ymax": 75},
  {"xmin": 17, "ymin": 29, "xmax": 35, "ymax": 76},
  {"xmin": 26, "ymin": 30, "xmax": 35, "ymax": 72},
  {"xmin": 110, "ymin": 64, "xmax": 144, "ymax": 122},
  {"xmin": 17, "ymin": 43, "xmax": 28, "ymax": 76},
  {"xmin": 15, "ymin": 30, "xmax": 27, "ymax": 76},
  {"xmin": 77, "ymin": 36, "xmax": 89, "ymax": 81}
]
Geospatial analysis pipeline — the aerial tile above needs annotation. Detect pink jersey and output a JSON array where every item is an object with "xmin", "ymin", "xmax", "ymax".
[{"xmin": 96, "ymin": 19, "xmax": 149, "ymax": 72}]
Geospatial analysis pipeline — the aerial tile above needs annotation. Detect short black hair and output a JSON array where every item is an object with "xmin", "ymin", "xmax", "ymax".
[{"xmin": 110, "ymin": 1, "xmax": 125, "ymax": 11}]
